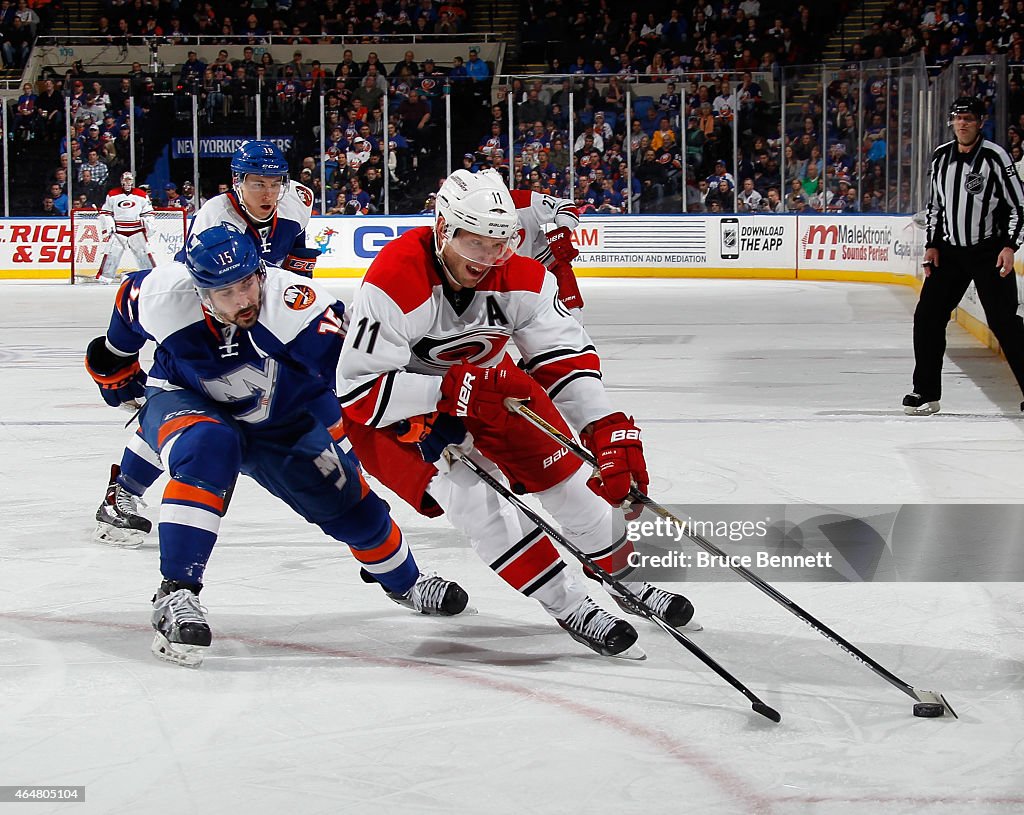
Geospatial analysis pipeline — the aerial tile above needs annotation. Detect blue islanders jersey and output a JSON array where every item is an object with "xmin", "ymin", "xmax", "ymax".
[
  {"xmin": 175, "ymin": 181, "xmax": 314, "ymax": 267},
  {"xmin": 105, "ymin": 262, "xmax": 346, "ymax": 429}
]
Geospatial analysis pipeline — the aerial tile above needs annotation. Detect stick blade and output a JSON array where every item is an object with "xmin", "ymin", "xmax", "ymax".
[
  {"xmin": 914, "ymin": 689, "xmax": 958, "ymax": 719},
  {"xmin": 752, "ymin": 702, "xmax": 782, "ymax": 723}
]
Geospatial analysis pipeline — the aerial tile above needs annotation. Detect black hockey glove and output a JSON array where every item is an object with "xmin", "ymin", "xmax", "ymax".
[
  {"xmin": 395, "ymin": 412, "xmax": 469, "ymax": 464},
  {"xmin": 85, "ymin": 336, "xmax": 147, "ymax": 408}
]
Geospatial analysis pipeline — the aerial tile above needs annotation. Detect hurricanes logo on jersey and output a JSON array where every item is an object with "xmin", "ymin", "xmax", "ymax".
[
  {"xmin": 283, "ymin": 284, "xmax": 316, "ymax": 310},
  {"xmin": 412, "ymin": 328, "xmax": 509, "ymax": 370}
]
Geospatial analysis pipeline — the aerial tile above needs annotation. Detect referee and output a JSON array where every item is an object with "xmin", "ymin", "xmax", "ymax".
[{"xmin": 904, "ymin": 96, "xmax": 1024, "ymax": 415}]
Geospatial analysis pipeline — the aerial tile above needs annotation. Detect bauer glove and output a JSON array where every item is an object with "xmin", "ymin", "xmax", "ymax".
[
  {"xmin": 545, "ymin": 226, "xmax": 579, "ymax": 263},
  {"xmin": 580, "ymin": 412, "xmax": 649, "ymax": 505},
  {"xmin": 438, "ymin": 362, "xmax": 533, "ymax": 428}
]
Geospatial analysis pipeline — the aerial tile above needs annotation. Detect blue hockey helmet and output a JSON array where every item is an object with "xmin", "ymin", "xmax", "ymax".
[
  {"xmin": 230, "ymin": 140, "xmax": 289, "ymax": 179},
  {"xmin": 185, "ymin": 223, "xmax": 264, "ymax": 292}
]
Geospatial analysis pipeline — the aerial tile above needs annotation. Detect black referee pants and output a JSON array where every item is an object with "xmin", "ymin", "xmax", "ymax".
[{"xmin": 912, "ymin": 243, "xmax": 1024, "ymax": 400}]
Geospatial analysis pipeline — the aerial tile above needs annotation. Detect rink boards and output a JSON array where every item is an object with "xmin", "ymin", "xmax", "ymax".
[{"xmin": 1, "ymin": 212, "xmax": 1021, "ymax": 350}]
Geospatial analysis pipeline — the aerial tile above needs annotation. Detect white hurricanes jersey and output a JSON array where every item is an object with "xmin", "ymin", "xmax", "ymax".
[
  {"xmin": 101, "ymin": 188, "xmax": 153, "ymax": 234},
  {"xmin": 337, "ymin": 227, "xmax": 612, "ymax": 433},
  {"xmin": 509, "ymin": 189, "xmax": 580, "ymax": 269}
]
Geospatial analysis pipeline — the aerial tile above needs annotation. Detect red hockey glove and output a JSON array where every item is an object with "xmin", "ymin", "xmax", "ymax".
[
  {"xmin": 85, "ymin": 335, "xmax": 147, "ymax": 408},
  {"xmin": 580, "ymin": 413, "xmax": 648, "ymax": 505},
  {"xmin": 545, "ymin": 226, "xmax": 579, "ymax": 263},
  {"xmin": 551, "ymin": 260, "xmax": 584, "ymax": 311},
  {"xmin": 438, "ymin": 363, "xmax": 533, "ymax": 427}
]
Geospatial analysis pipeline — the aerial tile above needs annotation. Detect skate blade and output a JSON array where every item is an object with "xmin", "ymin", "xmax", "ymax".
[
  {"xmin": 94, "ymin": 523, "xmax": 146, "ymax": 548},
  {"xmin": 151, "ymin": 632, "xmax": 205, "ymax": 668},
  {"xmin": 904, "ymin": 403, "xmax": 940, "ymax": 416},
  {"xmin": 608, "ymin": 642, "xmax": 647, "ymax": 660},
  {"xmin": 677, "ymin": 617, "xmax": 703, "ymax": 632}
]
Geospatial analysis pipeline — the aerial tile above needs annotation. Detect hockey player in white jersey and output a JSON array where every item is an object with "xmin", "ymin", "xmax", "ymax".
[
  {"xmin": 337, "ymin": 169, "xmax": 697, "ymax": 658},
  {"xmin": 94, "ymin": 140, "xmax": 321, "ymax": 544},
  {"xmin": 179, "ymin": 139, "xmax": 320, "ymax": 276},
  {"xmin": 95, "ymin": 172, "xmax": 156, "ymax": 283},
  {"xmin": 489, "ymin": 166, "xmax": 584, "ymax": 313}
]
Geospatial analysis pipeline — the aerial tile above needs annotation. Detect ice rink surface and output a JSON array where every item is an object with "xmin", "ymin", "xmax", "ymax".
[{"xmin": 1, "ymin": 278, "xmax": 1022, "ymax": 815}]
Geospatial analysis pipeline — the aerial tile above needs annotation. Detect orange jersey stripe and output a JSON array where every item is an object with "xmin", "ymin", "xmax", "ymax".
[
  {"xmin": 157, "ymin": 414, "xmax": 219, "ymax": 448},
  {"xmin": 350, "ymin": 520, "xmax": 403, "ymax": 564},
  {"xmin": 326, "ymin": 417, "xmax": 346, "ymax": 442},
  {"xmin": 164, "ymin": 479, "xmax": 225, "ymax": 513}
]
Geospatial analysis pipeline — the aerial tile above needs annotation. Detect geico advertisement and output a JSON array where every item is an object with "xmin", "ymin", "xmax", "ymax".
[
  {"xmin": 798, "ymin": 216, "xmax": 918, "ymax": 276},
  {"xmin": 306, "ymin": 215, "xmax": 799, "ymax": 274}
]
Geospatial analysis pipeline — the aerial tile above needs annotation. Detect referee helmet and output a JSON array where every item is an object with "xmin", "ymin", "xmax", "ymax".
[{"xmin": 948, "ymin": 96, "xmax": 985, "ymax": 121}]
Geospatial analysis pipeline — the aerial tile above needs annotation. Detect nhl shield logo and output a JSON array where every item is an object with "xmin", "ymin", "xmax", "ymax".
[{"xmin": 964, "ymin": 172, "xmax": 984, "ymax": 195}]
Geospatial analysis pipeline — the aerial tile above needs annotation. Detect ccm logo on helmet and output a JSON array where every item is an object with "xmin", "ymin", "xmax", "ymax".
[
  {"xmin": 610, "ymin": 428, "xmax": 641, "ymax": 442},
  {"xmin": 455, "ymin": 371, "xmax": 475, "ymax": 416}
]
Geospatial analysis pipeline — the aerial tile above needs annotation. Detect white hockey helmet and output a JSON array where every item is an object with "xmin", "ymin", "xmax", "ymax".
[
  {"xmin": 121, "ymin": 171, "xmax": 134, "ymax": 189},
  {"xmin": 434, "ymin": 169, "xmax": 519, "ymax": 268}
]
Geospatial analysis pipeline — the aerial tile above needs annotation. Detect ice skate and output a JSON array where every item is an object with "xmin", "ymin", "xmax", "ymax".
[
  {"xmin": 95, "ymin": 464, "xmax": 152, "ymax": 547},
  {"xmin": 381, "ymin": 570, "xmax": 470, "ymax": 616},
  {"xmin": 557, "ymin": 596, "xmax": 644, "ymax": 659},
  {"xmin": 612, "ymin": 583, "xmax": 702, "ymax": 632},
  {"xmin": 903, "ymin": 393, "xmax": 940, "ymax": 416},
  {"xmin": 151, "ymin": 580, "xmax": 211, "ymax": 668}
]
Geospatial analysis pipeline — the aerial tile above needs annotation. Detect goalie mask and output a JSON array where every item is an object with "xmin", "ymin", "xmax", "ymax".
[
  {"xmin": 434, "ymin": 170, "xmax": 520, "ymax": 278},
  {"xmin": 121, "ymin": 172, "xmax": 134, "ymax": 191}
]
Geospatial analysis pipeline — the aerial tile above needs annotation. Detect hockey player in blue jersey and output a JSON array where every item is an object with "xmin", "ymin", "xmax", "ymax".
[
  {"xmin": 178, "ymin": 139, "xmax": 321, "ymax": 274},
  {"xmin": 84, "ymin": 224, "xmax": 469, "ymax": 667},
  {"xmin": 95, "ymin": 140, "xmax": 321, "ymax": 543}
]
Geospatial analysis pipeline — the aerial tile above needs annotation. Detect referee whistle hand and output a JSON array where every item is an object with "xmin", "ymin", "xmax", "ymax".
[
  {"xmin": 996, "ymin": 247, "xmax": 1016, "ymax": 278},
  {"xmin": 923, "ymin": 248, "xmax": 940, "ymax": 277}
]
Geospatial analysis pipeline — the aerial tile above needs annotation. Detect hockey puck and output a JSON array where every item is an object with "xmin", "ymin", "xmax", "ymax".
[{"xmin": 913, "ymin": 703, "xmax": 945, "ymax": 718}]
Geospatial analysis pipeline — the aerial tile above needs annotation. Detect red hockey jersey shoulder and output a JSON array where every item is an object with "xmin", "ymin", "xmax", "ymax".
[
  {"xmin": 510, "ymin": 189, "xmax": 534, "ymax": 210},
  {"xmin": 476, "ymin": 252, "xmax": 547, "ymax": 295},
  {"xmin": 361, "ymin": 226, "xmax": 438, "ymax": 314}
]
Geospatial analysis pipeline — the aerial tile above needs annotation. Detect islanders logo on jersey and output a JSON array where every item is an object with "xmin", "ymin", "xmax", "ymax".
[
  {"xmin": 296, "ymin": 184, "xmax": 314, "ymax": 208},
  {"xmin": 283, "ymin": 284, "xmax": 317, "ymax": 310},
  {"xmin": 314, "ymin": 227, "xmax": 337, "ymax": 255}
]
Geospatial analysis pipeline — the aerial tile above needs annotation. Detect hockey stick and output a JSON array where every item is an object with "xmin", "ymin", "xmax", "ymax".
[
  {"xmin": 449, "ymin": 448, "xmax": 782, "ymax": 723},
  {"xmin": 505, "ymin": 399, "xmax": 958, "ymax": 719}
]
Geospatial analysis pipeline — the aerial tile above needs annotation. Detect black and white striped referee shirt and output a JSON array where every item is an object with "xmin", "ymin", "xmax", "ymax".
[{"xmin": 925, "ymin": 138, "xmax": 1024, "ymax": 250}]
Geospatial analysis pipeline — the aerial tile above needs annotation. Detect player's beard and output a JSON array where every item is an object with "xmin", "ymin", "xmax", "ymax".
[{"xmin": 227, "ymin": 302, "xmax": 261, "ymax": 329}]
